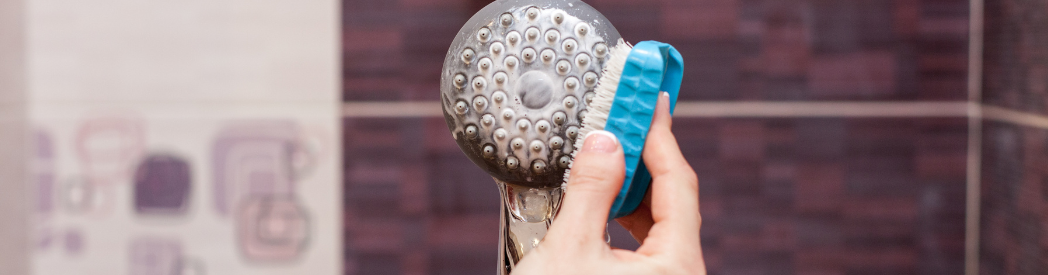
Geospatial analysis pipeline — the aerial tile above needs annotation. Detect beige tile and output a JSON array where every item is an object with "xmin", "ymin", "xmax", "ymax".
[
  {"xmin": 0, "ymin": 0, "xmax": 30, "ymax": 273},
  {"xmin": 27, "ymin": 0, "xmax": 338, "ymax": 104},
  {"xmin": 31, "ymin": 108, "xmax": 340, "ymax": 274}
]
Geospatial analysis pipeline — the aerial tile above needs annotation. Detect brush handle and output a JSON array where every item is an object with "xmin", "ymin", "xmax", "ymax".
[{"xmin": 605, "ymin": 41, "xmax": 684, "ymax": 219}]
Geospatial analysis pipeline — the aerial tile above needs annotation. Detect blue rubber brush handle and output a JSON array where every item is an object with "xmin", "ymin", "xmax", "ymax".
[{"xmin": 604, "ymin": 41, "xmax": 684, "ymax": 219}]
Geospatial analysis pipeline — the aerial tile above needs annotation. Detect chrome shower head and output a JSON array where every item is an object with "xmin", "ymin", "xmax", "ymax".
[{"xmin": 441, "ymin": 0, "xmax": 621, "ymax": 189}]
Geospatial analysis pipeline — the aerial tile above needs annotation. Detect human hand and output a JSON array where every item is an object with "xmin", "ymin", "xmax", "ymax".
[{"xmin": 512, "ymin": 92, "xmax": 705, "ymax": 275}]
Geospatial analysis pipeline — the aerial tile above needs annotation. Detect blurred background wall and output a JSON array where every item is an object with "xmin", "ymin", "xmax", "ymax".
[
  {"xmin": 340, "ymin": 0, "xmax": 1041, "ymax": 275},
  {"xmin": 1, "ymin": 0, "xmax": 343, "ymax": 274},
  {"xmin": 978, "ymin": 0, "xmax": 1048, "ymax": 273},
  {"xmin": 2, "ymin": 0, "xmax": 1047, "ymax": 274},
  {"xmin": 1, "ymin": 0, "xmax": 31, "ymax": 273}
]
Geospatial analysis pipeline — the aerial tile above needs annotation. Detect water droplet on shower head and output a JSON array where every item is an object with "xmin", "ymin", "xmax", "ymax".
[
  {"xmin": 517, "ymin": 119, "xmax": 531, "ymax": 131},
  {"xmin": 583, "ymin": 72, "xmax": 598, "ymax": 87},
  {"xmin": 564, "ymin": 77, "xmax": 579, "ymax": 92},
  {"xmin": 483, "ymin": 144, "xmax": 496, "ymax": 158},
  {"xmin": 493, "ymin": 72, "xmax": 507, "ymax": 85},
  {"xmin": 521, "ymin": 48, "xmax": 537, "ymax": 63},
  {"xmin": 462, "ymin": 48, "xmax": 475, "ymax": 64},
  {"xmin": 478, "ymin": 27, "xmax": 491, "ymax": 43},
  {"xmin": 536, "ymin": 120, "xmax": 550, "ymax": 133},
  {"xmin": 566, "ymin": 126, "xmax": 579, "ymax": 139},
  {"xmin": 541, "ymin": 49, "xmax": 555, "ymax": 63},
  {"xmin": 552, "ymin": 11, "xmax": 565, "ymax": 24},
  {"xmin": 558, "ymin": 156, "xmax": 571, "ymax": 168},
  {"xmin": 472, "ymin": 76, "xmax": 486, "ymax": 91},
  {"xmin": 575, "ymin": 53, "xmax": 590, "ymax": 69},
  {"xmin": 526, "ymin": 7, "xmax": 539, "ymax": 20},
  {"xmin": 453, "ymin": 74, "xmax": 467, "ymax": 89},
  {"xmin": 455, "ymin": 101, "xmax": 469, "ymax": 115},
  {"xmin": 563, "ymin": 96, "xmax": 578, "ymax": 109},
  {"xmin": 575, "ymin": 23, "xmax": 589, "ymax": 36},
  {"xmin": 552, "ymin": 112, "xmax": 566, "ymax": 125},
  {"xmin": 556, "ymin": 60, "xmax": 571, "ymax": 75},
  {"xmin": 504, "ymin": 56, "xmax": 518, "ymax": 69},
  {"xmin": 466, "ymin": 125, "xmax": 479, "ymax": 138},
  {"xmin": 482, "ymin": 114, "xmax": 495, "ymax": 127},
  {"xmin": 507, "ymin": 31, "xmax": 521, "ymax": 45},
  {"xmin": 500, "ymin": 13, "xmax": 513, "ymax": 26},
  {"xmin": 511, "ymin": 138, "xmax": 525, "ymax": 149},
  {"xmin": 562, "ymin": 39, "xmax": 577, "ymax": 53},
  {"xmin": 473, "ymin": 96, "xmax": 488, "ymax": 111},
  {"xmin": 493, "ymin": 91, "xmax": 507, "ymax": 104},
  {"xmin": 507, "ymin": 156, "xmax": 519, "ymax": 169},
  {"xmin": 532, "ymin": 160, "xmax": 547, "ymax": 174},
  {"xmin": 526, "ymin": 28, "xmax": 540, "ymax": 42},
  {"xmin": 549, "ymin": 136, "xmax": 563, "ymax": 149},
  {"xmin": 594, "ymin": 43, "xmax": 608, "ymax": 58},
  {"xmin": 501, "ymin": 109, "xmax": 515, "ymax": 121},
  {"xmin": 530, "ymin": 140, "xmax": 544, "ymax": 152},
  {"xmin": 490, "ymin": 42, "xmax": 504, "ymax": 56},
  {"xmin": 545, "ymin": 29, "xmax": 560, "ymax": 44}
]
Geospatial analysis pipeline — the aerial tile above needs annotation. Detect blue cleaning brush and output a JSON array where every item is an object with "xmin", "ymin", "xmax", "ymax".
[{"xmin": 566, "ymin": 39, "xmax": 684, "ymax": 219}]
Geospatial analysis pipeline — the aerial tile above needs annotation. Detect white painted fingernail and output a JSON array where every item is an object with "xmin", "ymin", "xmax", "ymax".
[{"xmin": 581, "ymin": 130, "xmax": 619, "ymax": 153}]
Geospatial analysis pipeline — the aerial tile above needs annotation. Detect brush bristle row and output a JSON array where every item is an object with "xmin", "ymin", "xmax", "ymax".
[{"xmin": 563, "ymin": 39, "xmax": 633, "ymax": 185}]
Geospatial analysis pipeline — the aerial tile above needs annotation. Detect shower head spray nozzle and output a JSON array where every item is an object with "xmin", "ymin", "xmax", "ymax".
[{"xmin": 441, "ymin": 0, "xmax": 621, "ymax": 189}]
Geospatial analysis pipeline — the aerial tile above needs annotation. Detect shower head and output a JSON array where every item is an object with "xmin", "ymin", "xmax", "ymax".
[{"xmin": 441, "ymin": 0, "xmax": 621, "ymax": 189}]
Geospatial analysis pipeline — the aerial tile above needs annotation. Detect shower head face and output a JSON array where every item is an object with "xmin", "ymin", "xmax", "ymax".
[{"xmin": 441, "ymin": 0, "xmax": 620, "ymax": 188}]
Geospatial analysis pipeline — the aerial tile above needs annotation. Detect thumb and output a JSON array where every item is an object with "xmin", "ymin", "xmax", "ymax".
[{"xmin": 546, "ymin": 130, "xmax": 625, "ymax": 246}]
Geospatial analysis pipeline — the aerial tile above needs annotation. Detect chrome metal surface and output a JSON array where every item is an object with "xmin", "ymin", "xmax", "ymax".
[
  {"xmin": 440, "ymin": 1, "xmax": 619, "ymax": 273},
  {"xmin": 495, "ymin": 178, "xmax": 563, "ymax": 274}
]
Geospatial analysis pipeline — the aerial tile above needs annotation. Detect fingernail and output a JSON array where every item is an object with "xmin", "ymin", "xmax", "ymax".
[
  {"xmin": 581, "ymin": 130, "xmax": 618, "ymax": 153},
  {"xmin": 662, "ymin": 91, "xmax": 670, "ymax": 98}
]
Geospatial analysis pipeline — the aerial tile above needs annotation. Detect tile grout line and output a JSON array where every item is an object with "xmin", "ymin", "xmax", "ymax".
[
  {"xmin": 343, "ymin": 98, "xmax": 1048, "ymax": 275},
  {"xmin": 982, "ymin": 105, "xmax": 1048, "ymax": 129},
  {"xmin": 672, "ymin": 101, "xmax": 970, "ymax": 117},
  {"xmin": 965, "ymin": 0, "xmax": 985, "ymax": 272},
  {"xmin": 342, "ymin": 100, "xmax": 1048, "ymax": 127},
  {"xmin": 965, "ymin": 104, "xmax": 983, "ymax": 275},
  {"xmin": 343, "ymin": 101, "xmax": 976, "ymax": 118},
  {"xmin": 342, "ymin": 101, "xmax": 444, "ymax": 118}
]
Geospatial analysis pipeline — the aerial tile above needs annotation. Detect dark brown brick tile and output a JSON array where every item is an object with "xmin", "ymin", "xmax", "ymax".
[
  {"xmin": 343, "ymin": 117, "xmax": 968, "ymax": 275},
  {"xmin": 343, "ymin": 0, "xmax": 970, "ymax": 102},
  {"xmin": 979, "ymin": 121, "xmax": 1048, "ymax": 275},
  {"xmin": 982, "ymin": 0, "xmax": 1048, "ymax": 115}
]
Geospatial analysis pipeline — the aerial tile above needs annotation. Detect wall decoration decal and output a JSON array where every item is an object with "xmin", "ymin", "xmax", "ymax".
[{"xmin": 133, "ymin": 153, "xmax": 192, "ymax": 216}]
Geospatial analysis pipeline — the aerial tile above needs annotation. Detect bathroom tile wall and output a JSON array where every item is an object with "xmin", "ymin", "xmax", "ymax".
[
  {"xmin": 0, "ymin": 0, "xmax": 30, "ymax": 273},
  {"xmin": 977, "ymin": 0, "xmax": 1048, "ymax": 274},
  {"xmin": 343, "ymin": 116, "xmax": 641, "ymax": 275},
  {"xmin": 982, "ymin": 0, "xmax": 1048, "ymax": 115},
  {"xmin": 15, "ymin": 0, "xmax": 344, "ymax": 274},
  {"xmin": 343, "ymin": 0, "xmax": 970, "ymax": 102},
  {"xmin": 682, "ymin": 117, "xmax": 967, "ymax": 274},
  {"xmin": 342, "ymin": 0, "xmax": 973, "ymax": 274},
  {"xmin": 343, "ymin": 117, "xmax": 501, "ymax": 275},
  {"xmin": 978, "ymin": 122, "xmax": 1048, "ymax": 275},
  {"xmin": 592, "ymin": 0, "xmax": 970, "ymax": 101},
  {"xmin": 342, "ymin": 116, "xmax": 970, "ymax": 275}
]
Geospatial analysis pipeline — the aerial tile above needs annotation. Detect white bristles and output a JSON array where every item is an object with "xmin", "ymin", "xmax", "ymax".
[{"xmin": 563, "ymin": 38, "xmax": 633, "ymax": 186}]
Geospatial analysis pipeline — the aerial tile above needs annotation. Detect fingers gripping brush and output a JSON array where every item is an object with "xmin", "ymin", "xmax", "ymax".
[{"xmin": 566, "ymin": 40, "xmax": 684, "ymax": 219}]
